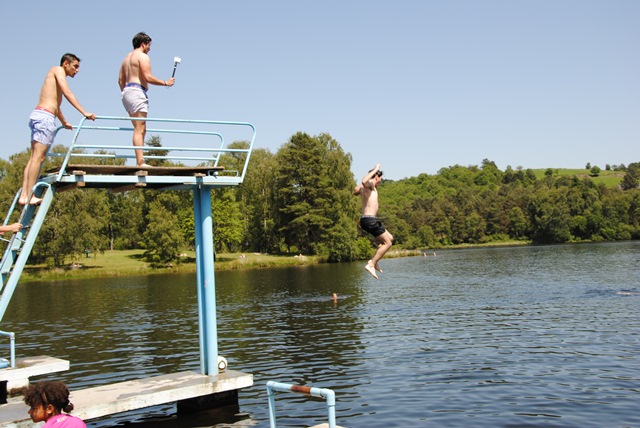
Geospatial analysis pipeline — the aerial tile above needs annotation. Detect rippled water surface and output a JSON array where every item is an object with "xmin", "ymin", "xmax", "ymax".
[{"xmin": 2, "ymin": 241, "xmax": 639, "ymax": 427}]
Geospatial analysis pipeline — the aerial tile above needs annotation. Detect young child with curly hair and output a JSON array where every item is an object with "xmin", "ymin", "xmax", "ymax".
[{"xmin": 23, "ymin": 381, "xmax": 86, "ymax": 427}]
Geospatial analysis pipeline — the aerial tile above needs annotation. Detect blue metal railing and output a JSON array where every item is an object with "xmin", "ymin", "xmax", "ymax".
[
  {"xmin": 0, "ymin": 330, "xmax": 15, "ymax": 369},
  {"xmin": 266, "ymin": 381, "xmax": 337, "ymax": 428},
  {"xmin": 47, "ymin": 115, "xmax": 256, "ymax": 183}
]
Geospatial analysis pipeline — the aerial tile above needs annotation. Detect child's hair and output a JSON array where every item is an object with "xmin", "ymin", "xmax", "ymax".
[{"xmin": 23, "ymin": 381, "xmax": 75, "ymax": 413}]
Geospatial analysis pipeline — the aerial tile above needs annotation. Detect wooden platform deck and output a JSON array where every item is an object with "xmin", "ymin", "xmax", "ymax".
[
  {"xmin": 0, "ymin": 370, "xmax": 253, "ymax": 428},
  {"xmin": 42, "ymin": 164, "xmax": 241, "ymax": 191},
  {"xmin": 46, "ymin": 165, "xmax": 224, "ymax": 177}
]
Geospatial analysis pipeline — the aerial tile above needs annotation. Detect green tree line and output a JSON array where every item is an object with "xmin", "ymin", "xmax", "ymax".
[{"xmin": 1, "ymin": 134, "xmax": 638, "ymax": 268}]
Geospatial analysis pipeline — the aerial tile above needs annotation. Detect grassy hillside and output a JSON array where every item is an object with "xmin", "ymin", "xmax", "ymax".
[{"xmin": 530, "ymin": 168, "xmax": 624, "ymax": 188}]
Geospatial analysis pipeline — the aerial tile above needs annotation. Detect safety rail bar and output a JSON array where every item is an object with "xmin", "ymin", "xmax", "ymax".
[
  {"xmin": 0, "ymin": 330, "xmax": 15, "ymax": 369},
  {"xmin": 266, "ymin": 381, "xmax": 337, "ymax": 428},
  {"xmin": 47, "ymin": 116, "xmax": 256, "ymax": 183}
]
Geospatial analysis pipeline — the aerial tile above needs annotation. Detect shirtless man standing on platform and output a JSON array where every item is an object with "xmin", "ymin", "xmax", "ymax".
[
  {"xmin": 354, "ymin": 163, "xmax": 394, "ymax": 279},
  {"xmin": 118, "ymin": 32, "xmax": 175, "ymax": 167},
  {"xmin": 20, "ymin": 54, "xmax": 95, "ymax": 205}
]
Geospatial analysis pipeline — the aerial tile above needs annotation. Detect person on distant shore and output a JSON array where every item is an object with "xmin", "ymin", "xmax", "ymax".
[
  {"xmin": 20, "ymin": 54, "xmax": 95, "ymax": 206},
  {"xmin": 354, "ymin": 163, "xmax": 394, "ymax": 279},
  {"xmin": 23, "ymin": 380, "xmax": 86, "ymax": 427},
  {"xmin": 118, "ymin": 32, "xmax": 175, "ymax": 167},
  {"xmin": 0, "ymin": 223, "xmax": 22, "ymax": 235}
]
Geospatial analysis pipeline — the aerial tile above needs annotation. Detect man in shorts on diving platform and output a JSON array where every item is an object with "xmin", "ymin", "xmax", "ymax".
[
  {"xmin": 354, "ymin": 163, "xmax": 394, "ymax": 279},
  {"xmin": 20, "ymin": 53, "xmax": 95, "ymax": 206},
  {"xmin": 118, "ymin": 32, "xmax": 175, "ymax": 167}
]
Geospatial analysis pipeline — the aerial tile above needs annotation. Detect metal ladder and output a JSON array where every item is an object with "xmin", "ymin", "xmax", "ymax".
[{"xmin": 0, "ymin": 182, "xmax": 55, "ymax": 323}]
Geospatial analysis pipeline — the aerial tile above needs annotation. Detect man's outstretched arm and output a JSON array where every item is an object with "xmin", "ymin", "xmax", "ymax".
[{"xmin": 361, "ymin": 163, "xmax": 381, "ymax": 187}]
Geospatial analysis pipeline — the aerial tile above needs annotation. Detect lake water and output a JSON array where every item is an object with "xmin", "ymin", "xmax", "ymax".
[{"xmin": 2, "ymin": 241, "xmax": 639, "ymax": 427}]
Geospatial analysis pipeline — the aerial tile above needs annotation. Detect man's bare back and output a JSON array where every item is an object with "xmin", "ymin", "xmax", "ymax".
[
  {"xmin": 118, "ymin": 49, "xmax": 148, "ymax": 90},
  {"xmin": 118, "ymin": 34, "xmax": 174, "ymax": 91}
]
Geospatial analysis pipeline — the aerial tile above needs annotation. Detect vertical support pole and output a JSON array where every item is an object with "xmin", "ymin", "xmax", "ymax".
[
  {"xmin": 193, "ymin": 185, "xmax": 219, "ymax": 375},
  {"xmin": 193, "ymin": 188, "xmax": 205, "ymax": 373}
]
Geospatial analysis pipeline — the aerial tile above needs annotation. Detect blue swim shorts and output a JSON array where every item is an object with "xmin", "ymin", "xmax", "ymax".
[{"xmin": 29, "ymin": 108, "xmax": 56, "ymax": 146}]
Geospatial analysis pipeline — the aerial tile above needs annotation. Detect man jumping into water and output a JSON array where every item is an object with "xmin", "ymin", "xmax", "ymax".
[
  {"xmin": 20, "ymin": 54, "xmax": 95, "ymax": 205},
  {"xmin": 354, "ymin": 163, "xmax": 394, "ymax": 279},
  {"xmin": 118, "ymin": 32, "xmax": 175, "ymax": 167}
]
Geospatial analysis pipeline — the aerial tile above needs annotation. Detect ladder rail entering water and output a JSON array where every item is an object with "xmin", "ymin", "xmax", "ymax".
[{"xmin": 266, "ymin": 381, "xmax": 339, "ymax": 428}]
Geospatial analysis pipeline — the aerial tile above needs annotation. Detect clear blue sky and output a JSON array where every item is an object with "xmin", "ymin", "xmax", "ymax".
[{"xmin": 1, "ymin": 1, "xmax": 637, "ymax": 180}]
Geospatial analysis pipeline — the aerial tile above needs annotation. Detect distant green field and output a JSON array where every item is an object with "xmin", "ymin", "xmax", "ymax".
[
  {"xmin": 530, "ymin": 168, "xmax": 624, "ymax": 187},
  {"xmin": 18, "ymin": 248, "xmax": 420, "ymax": 282}
]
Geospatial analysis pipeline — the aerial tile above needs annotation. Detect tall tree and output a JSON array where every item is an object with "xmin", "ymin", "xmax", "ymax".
[
  {"xmin": 238, "ymin": 148, "xmax": 279, "ymax": 253},
  {"xmin": 211, "ymin": 187, "xmax": 244, "ymax": 252},
  {"xmin": 143, "ymin": 192, "xmax": 186, "ymax": 265},
  {"xmin": 620, "ymin": 162, "xmax": 639, "ymax": 190},
  {"xmin": 107, "ymin": 192, "xmax": 145, "ymax": 250},
  {"xmin": 274, "ymin": 132, "xmax": 358, "ymax": 259},
  {"xmin": 144, "ymin": 134, "xmax": 171, "ymax": 167}
]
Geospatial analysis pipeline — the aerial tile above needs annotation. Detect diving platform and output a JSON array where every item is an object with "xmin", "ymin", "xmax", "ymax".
[{"xmin": 0, "ymin": 115, "xmax": 256, "ymax": 425}]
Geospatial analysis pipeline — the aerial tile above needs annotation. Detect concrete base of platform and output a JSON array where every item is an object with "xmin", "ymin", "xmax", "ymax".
[
  {"xmin": 0, "ymin": 356, "xmax": 69, "ymax": 396},
  {"xmin": 0, "ymin": 369, "xmax": 253, "ymax": 428},
  {"xmin": 177, "ymin": 388, "xmax": 239, "ymax": 413}
]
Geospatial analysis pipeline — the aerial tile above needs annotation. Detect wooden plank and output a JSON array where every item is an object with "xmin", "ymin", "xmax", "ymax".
[
  {"xmin": 0, "ymin": 370, "xmax": 252, "ymax": 428},
  {"xmin": 46, "ymin": 165, "xmax": 224, "ymax": 177}
]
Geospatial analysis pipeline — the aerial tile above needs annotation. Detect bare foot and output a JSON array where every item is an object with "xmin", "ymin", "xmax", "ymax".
[
  {"xmin": 137, "ymin": 163, "xmax": 152, "ymax": 168},
  {"xmin": 375, "ymin": 262, "xmax": 383, "ymax": 273},
  {"xmin": 19, "ymin": 196, "xmax": 42, "ymax": 206},
  {"xmin": 365, "ymin": 263, "xmax": 378, "ymax": 279}
]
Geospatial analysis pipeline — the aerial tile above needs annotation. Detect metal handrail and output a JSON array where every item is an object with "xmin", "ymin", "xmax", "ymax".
[
  {"xmin": 266, "ymin": 381, "xmax": 337, "ymax": 428},
  {"xmin": 50, "ymin": 116, "xmax": 256, "ymax": 183},
  {"xmin": 0, "ymin": 330, "xmax": 16, "ymax": 369}
]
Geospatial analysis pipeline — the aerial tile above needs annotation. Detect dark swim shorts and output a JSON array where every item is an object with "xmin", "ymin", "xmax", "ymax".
[{"xmin": 360, "ymin": 216, "xmax": 386, "ymax": 237}]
